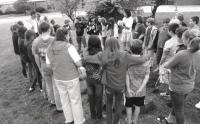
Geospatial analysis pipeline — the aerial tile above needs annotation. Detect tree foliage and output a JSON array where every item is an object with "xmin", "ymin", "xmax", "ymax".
[
  {"xmin": 13, "ymin": 0, "xmax": 31, "ymax": 13},
  {"xmin": 88, "ymin": 1, "xmax": 124, "ymax": 21},
  {"xmin": 88, "ymin": 0, "xmax": 148, "ymax": 21},
  {"xmin": 52, "ymin": 0, "xmax": 81, "ymax": 22}
]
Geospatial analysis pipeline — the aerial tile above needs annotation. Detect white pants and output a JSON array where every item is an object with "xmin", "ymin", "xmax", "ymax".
[
  {"xmin": 52, "ymin": 79, "xmax": 62, "ymax": 110},
  {"xmin": 55, "ymin": 78, "xmax": 85, "ymax": 124}
]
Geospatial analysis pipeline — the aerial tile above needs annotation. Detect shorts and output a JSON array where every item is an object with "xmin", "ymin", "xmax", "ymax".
[{"xmin": 125, "ymin": 96, "xmax": 145, "ymax": 107}]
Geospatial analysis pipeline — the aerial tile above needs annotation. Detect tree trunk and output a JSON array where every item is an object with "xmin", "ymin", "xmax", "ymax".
[{"xmin": 151, "ymin": 5, "xmax": 159, "ymax": 18}]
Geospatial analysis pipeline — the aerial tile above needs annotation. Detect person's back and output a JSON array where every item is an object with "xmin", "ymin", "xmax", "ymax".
[
  {"xmin": 102, "ymin": 51, "xmax": 128, "ymax": 90},
  {"xmin": 170, "ymin": 50, "xmax": 197, "ymax": 94},
  {"xmin": 33, "ymin": 36, "xmax": 54, "ymax": 62},
  {"xmin": 47, "ymin": 41, "xmax": 79, "ymax": 81}
]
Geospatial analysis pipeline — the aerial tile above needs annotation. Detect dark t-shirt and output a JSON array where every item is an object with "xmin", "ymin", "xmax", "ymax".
[
  {"xmin": 133, "ymin": 23, "xmax": 146, "ymax": 39},
  {"xmin": 75, "ymin": 22, "xmax": 85, "ymax": 36}
]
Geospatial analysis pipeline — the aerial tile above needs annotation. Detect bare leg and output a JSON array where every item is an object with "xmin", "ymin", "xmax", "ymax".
[
  {"xmin": 126, "ymin": 107, "xmax": 132, "ymax": 124},
  {"xmin": 133, "ymin": 106, "xmax": 140, "ymax": 124}
]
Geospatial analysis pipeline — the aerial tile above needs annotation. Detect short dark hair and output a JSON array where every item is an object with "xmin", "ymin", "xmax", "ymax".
[
  {"xmin": 177, "ymin": 14, "xmax": 184, "ymax": 21},
  {"xmin": 125, "ymin": 9, "xmax": 131, "ymax": 18},
  {"xmin": 191, "ymin": 16, "xmax": 199, "ymax": 24},
  {"xmin": 168, "ymin": 23, "xmax": 179, "ymax": 34},
  {"xmin": 39, "ymin": 22, "xmax": 50, "ymax": 33},
  {"xmin": 147, "ymin": 18, "xmax": 155, "ymax": 25},
  {"xmin": 25, "ymin": 30, "xmax": 36, "ymax": 41},
  {"xmin": 175, "ymin": 27, "xmax": 187, "ymax": 39},
  {"xmin": 137, "ymin": 16, "xmax": 143, "ymax": 23},
  {"xmin": 50, "ymin": 19, "xmax": 55, "ymax": 25},
  {"xmin": 17, "ymin": 21, "xmax": 24, "ymax": 26},
  {"xmin": 55, "ymin": 28, "xmax": 68, "ymax": 41},
  {"xmin": 163, "ymin": 18, "xmax": 170, "ymax": 24},
  {"xmin": 129, "ymin": 39, "xmax": 143, "ymax": 55},
  {"xmin": 30, "ymin": 11, "xmax": 36, "ymax": 16}
]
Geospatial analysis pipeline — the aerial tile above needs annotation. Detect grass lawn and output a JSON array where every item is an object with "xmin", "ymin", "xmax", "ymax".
[{"xmin": 0, "ymin": 13, "xmax": 200, "ymax": 124}]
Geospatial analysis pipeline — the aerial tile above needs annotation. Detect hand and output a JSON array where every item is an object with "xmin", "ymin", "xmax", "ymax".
[
  {"xmin": 136, "ymin": 89, "xmax": 142, "ymax": 96},
  {"xmin": 82, "ymin": 48, "xmax": 88, "ymax": 58},
  {"xmin": 127, "ymin": 89, "xmax": 134, "ymax": 96}
]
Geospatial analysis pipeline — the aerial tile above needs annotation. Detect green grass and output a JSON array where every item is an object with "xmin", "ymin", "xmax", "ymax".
[{"xmin": 0, "ymin": 13, "xmax": 200, "ymax": 124}]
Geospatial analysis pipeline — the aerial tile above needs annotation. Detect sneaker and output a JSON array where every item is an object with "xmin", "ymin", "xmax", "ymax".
[
  {"xmin": 56, "ymin": 110, "xmax": 63, "ymax": 113},
  {"xmin": 40, "ymin": 90, "xmax": 47, "ymax": 99},
  {"xmin": 29, "ymin": 87, "xmax": 35, "ymax": 92},
  {"xmin": 160, "ymin": 92, "xmax": 170, "ymax": 97},
  {"xmin": 195, "ymin": 102, "xmax": 200, "ymax": 109}
]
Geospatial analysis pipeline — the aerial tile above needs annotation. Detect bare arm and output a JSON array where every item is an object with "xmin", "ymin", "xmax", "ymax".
[
  {"xmin": 138, "ymin": 71, "xmax": 149, "ymax": 92},
  {"xmin": 127, "ymin": 53, "xmax": 149, "ymax": 66},
  {"xmin": 163, "ymin": 52, "xmax": 181, "ymax": 69},
  {"xmin": 83, "ymin": 52, "xmax": 102, "ymax": 65}
]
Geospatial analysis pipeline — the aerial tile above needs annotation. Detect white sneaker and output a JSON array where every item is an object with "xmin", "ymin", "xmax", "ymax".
[{"xmin": 195, "ymin": 102, "xmax": 200, "ymax": 109}]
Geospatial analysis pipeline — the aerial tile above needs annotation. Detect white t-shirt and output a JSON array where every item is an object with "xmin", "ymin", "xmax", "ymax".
[
  {"xmin": 46, "ymin": 45, "xmax": 81, "ymax": 64},
  {"xmin": 122, "ymin": 17, "xmax": 133, "ymax": 32},
  {"xmin": 28, "ymin": 18, "xmax": 38, "ymax": 33},
  {"xmin": 163, "ymin": 36, "xmax": 179, "ymax": 61}
]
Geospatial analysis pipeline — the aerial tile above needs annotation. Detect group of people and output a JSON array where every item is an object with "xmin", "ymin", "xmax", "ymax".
[{"xmin": 10, "ymin": 9, "xmax": 200, "ymax": 124}]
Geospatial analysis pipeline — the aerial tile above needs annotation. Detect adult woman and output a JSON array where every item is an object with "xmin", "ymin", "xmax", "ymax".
[
  {"xmin": 46, "ymin": 28, "xmax": 85, "ymax": 124},
  {"xmin": 84, "ymin": 37, "xmax": 149, "ymax": 124},
  {"xmin": 163, "ymin": 30, "xmax": 200, "ymax": 124},
  {"xmin": 84, "ymin": 35, "xmax": 103, "ymax": 121}
]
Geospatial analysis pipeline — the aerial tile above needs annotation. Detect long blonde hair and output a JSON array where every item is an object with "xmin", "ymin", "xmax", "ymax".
[{"xmin": 104, "ymin": 37, "xmax": 121, "ymax": 67}]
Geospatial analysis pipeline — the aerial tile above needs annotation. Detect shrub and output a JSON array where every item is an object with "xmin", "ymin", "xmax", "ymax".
[
  {"xmin": 13, "ymin": 0, "xmax": 31, "ymax": 14},
  {"xmin": 35, "ymin": 7, "xmax": 47, "ymax": 13}
]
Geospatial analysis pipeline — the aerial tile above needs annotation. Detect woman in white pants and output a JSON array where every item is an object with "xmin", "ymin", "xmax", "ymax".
[{"xmin": 46, "ymin": 28, "xmax": 85, "ymax": 124}]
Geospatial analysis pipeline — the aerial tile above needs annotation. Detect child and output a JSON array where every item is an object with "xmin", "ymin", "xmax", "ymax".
[
  {"xmin": 18, "ymin": 26, "xmax": 28, "ymax": 78},
  {"xmin": 25, "ymin": 30, "xmax": 43, "ymax": 92},
  {"xmin": 75, "ymin": 17, "xmax": 86, "ymax": 53},
  {"xmin": 143, "ymin": 18, "xmax": 159, "ymax": 67},
  {"xmin": 83, "ymin": 35, "xmax": 103, "ymax": 121},
  {"xmin": 32, "ymin": 22, "xmax": 55, "ymax": 104},
  {"xmin": 10, "ymin": 23, "xmax": 21, "ymax": 55},
  {"xmin": 156, "ymin": 18, "xmax": 171, "ymax": 65},
  {"xmin": 189, "ymin": 16, "xmax": 200, "ymax": 30},
  {"xmin": 125, "ymin": 39, "xmax": 150, "ymax": 124},
  {"xmin": 63, "ymin": 19, "xmax": 73, "ymax": 44},
  {"xmin": 159, "ymin": 23, "xmax": 179, "ymax": 96},
  {"xmin": 84, "ymin": 37, "xmax": 149, "ymax": 124}
]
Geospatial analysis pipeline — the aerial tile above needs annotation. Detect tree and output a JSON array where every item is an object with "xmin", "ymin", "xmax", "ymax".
[
  {"xmin": 52, "ymin": 0, "xmax": 81, "ymax": 22},
  {"xmin": 150, "ymin": 0, "xmax": 165, "ymax": 18},
  {"xmin": 13, "ymin": 0, "xmax": 31, "ymax": 14}
]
